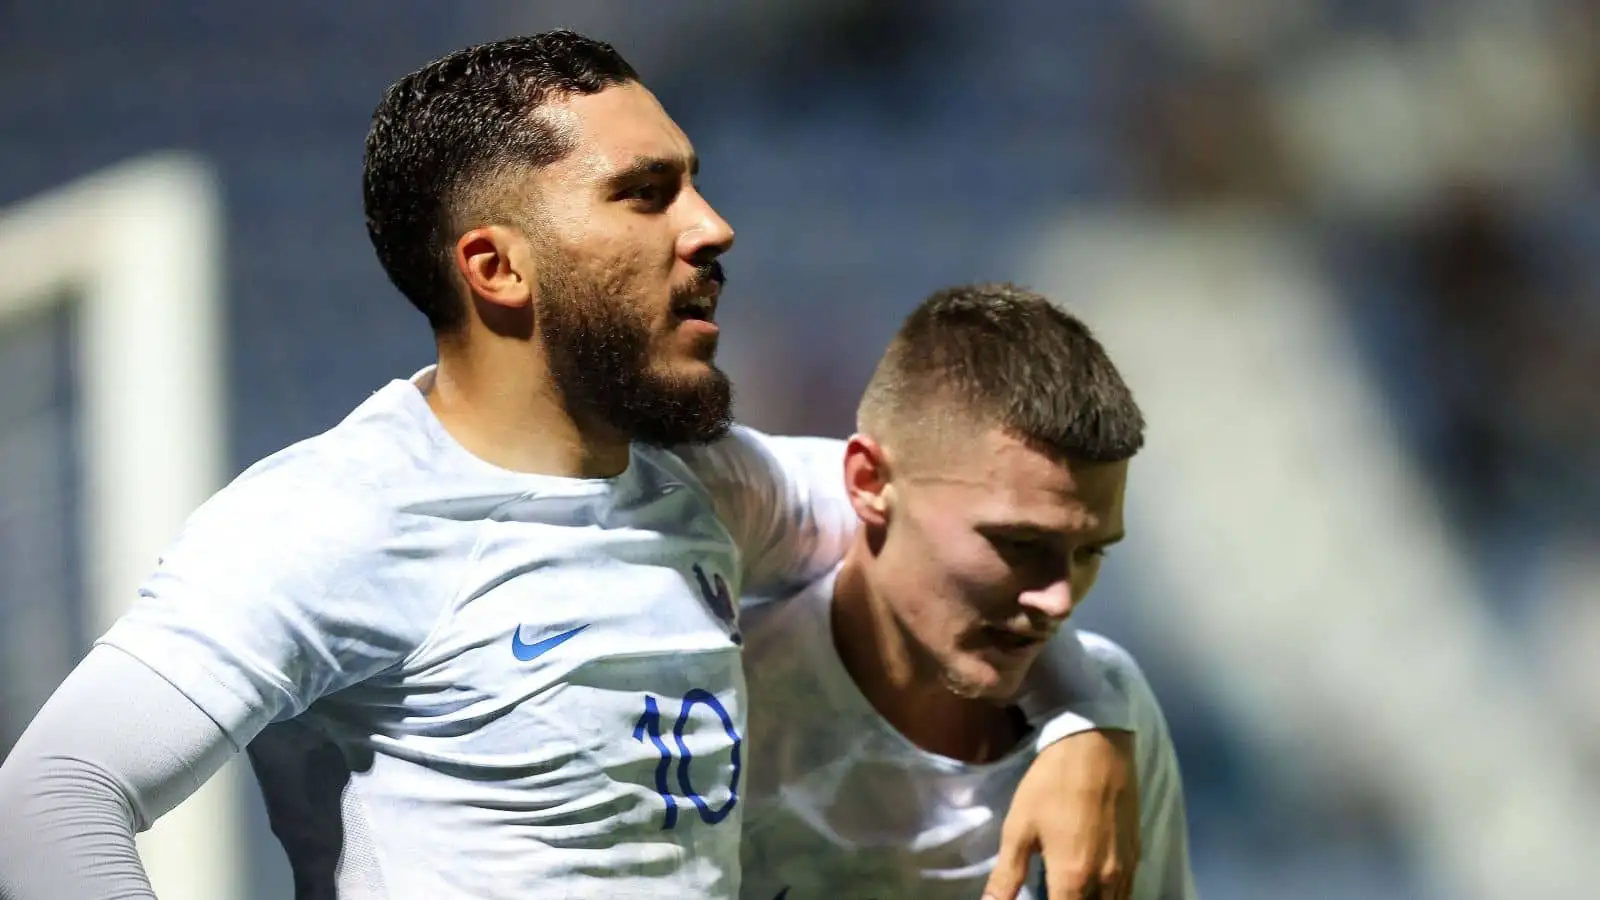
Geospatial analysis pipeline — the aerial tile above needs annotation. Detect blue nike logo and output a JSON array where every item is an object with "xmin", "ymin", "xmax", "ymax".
[{"xmin": 511, "ymin": 624, "xmax": 589, "ymax": 661}]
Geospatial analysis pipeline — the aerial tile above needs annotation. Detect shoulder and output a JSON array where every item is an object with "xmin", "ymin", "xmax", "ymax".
[
  {"xmin": 1072, "ymin": 631, "xmax": 1143, "ymax": 683},
  {"xmin": 168, "ymin": 388, "xmax": 473, "ymax": 589},
  {"xmin": 186, "ymin": 450, "xmax": 399, "ymax": 569},
  {"xmin": 659, "ymin": 425, "xmax": 778, "ymax": 491},
  {"xmin": 1069, "ymin": 631, "xmax": 1161, "ymax": 709},
  {"xmin": 740, "ymin": 572, "xmax": 836, "ymax": 683},
  {"xmin": 1067, "ymin": 631, "xmax": 1175, "ymax": 755},
  {"xmin": 740, "ymin": 576, "xmax": 821, "ymax": 639},
  {"xmin": 234, "ymin": 382, "xmax": 450, "ymax": 499},
  {"xmin": 152, "ymin": 476, "xmax": 428, "ymax": 631},
  {"xmin": 663, "ymin": 426, "xmax": 845, "ymax": 495}
]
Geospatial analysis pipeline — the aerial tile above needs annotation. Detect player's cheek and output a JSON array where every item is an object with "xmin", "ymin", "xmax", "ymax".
[{"xmin": 941, "ymin": 538, "xmax": 1010, "ymax": 601}]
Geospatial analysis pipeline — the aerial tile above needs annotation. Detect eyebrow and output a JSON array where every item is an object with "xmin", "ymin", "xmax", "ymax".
[{"xmin": 604, "ymin": 153, "xmax": 699, "ymax": 187}]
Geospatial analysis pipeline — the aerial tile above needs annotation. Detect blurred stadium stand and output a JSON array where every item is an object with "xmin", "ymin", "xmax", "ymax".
[{"xmin": 1, "ymin": 1, "xmax": 1595, "ymax": 897}]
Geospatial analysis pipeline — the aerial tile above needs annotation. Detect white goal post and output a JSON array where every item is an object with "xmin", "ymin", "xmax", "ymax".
[{"xmin": 0, "ymin": 154, "xmax": 240, "ymax": 899}]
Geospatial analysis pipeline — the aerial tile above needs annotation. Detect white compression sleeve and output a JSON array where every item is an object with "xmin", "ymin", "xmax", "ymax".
[{"xmin": 0, "ymin": 645, "xmax": 237, "ymax": 900}]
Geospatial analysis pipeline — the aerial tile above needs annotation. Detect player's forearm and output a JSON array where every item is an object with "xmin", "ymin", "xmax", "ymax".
[{"xmin": 0, "ymin": 646, "xmax": 235, "ymax": 899}]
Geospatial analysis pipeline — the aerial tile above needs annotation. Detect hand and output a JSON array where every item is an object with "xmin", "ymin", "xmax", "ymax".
[{"xmin": 983, "ymin": 729, "xmax": 1140, "ymax": 900}]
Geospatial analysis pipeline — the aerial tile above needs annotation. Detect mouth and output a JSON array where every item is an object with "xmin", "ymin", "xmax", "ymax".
[
  {"xmin": 981, "ymin": 625, "xmax": 1052, "ymax": 653},
  {"xmin": 670, "ymin": 283, "xmax": 719, "ymax": 324}
]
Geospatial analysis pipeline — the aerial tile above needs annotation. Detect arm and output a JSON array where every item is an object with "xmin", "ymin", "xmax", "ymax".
[
  {"xmin": 0, "ymin": 647, "xmax": 234, "ymax": 899},
  {"xmin": 0, "ymin": 472, "xmax": 441, "ymax": 896},
  {"xmin": 99, "ymin": 477, "xmax": 440, "ymax": 745},
  {"xmin": 987, "ymin": 632, "xmax": 1143, "ymax": 900},
  {"xmin": 993, "ymin": 634, "xmax": 1200, "ymax": 900},
  {"xmin": 673, "ymin": 427, "xmax": 857, "ymax": 597}
]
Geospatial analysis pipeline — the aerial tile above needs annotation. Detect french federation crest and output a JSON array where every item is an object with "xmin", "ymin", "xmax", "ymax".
[{"xmin": 692, "ymin": 563, "xmax": 741, "ymax": 644}]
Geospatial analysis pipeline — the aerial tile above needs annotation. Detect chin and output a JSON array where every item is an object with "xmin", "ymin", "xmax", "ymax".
[
  {"xmin": 941, "ymin": 657, "xmax": 1027, "ymax": 702},
  {"xmin": 652, "ymin": 346, "xmax": 717, "ymax": 373},
  {"xmin": 660, "ymin": 326, "xmax": 720, "ymax": 361},
  {"xmin": 649, "ymin": 362, "xmax": 718, "ymax": 394},
  {"xmin": 675, "ymin": 355, "xmax": 719, "ymax": 375}
]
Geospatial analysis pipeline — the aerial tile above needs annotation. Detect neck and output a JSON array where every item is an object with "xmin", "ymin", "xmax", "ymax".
[
  {"xmin": 425, "ymin": 338, "xmax": 631, "ymax": 478},
  {"xmin": 830, "ymin": 537, "xmax": 1024, "ymax": 764}
]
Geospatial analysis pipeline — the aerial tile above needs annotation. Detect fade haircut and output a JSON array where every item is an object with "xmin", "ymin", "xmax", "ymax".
[
  {"xmin": 858, "ymin": 283, "xmax": 1145, "ymax": 466},
  {"xmin": 363, "ymin": 31, "xmax": 639, "ymax": 333}
]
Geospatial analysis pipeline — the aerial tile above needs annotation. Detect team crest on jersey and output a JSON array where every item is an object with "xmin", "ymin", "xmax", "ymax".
[{"xmin": 692, "ymin": 563, "xmax": 741, "ymax": 644}]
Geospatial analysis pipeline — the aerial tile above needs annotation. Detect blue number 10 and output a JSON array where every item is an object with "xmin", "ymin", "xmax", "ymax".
[{"xmin": 633, "ymin": 690, "xmax": 742, "ymax": 829}]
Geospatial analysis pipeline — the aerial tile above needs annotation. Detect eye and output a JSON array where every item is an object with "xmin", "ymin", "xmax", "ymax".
[
  {"xmin": 988, "ymin": 534, "xmax": 1057, "ymax": 568},
  {"xmin": 1076, "ymin": 545, "xmax": 1110, "ymax": 563},
  {"xmin": 617, "ymin": 181, "xmax": 675, "ymax": 211},
  {"xmin": 988, "ymin": 534, "xmax": 1032, "ymax": 556}
]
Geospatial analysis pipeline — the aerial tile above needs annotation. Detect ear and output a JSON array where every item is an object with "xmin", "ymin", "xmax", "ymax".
[
  {"xmin": 454, "ymin": 225, "xmax": 535, "ymax": 312},
  {"xmin": 843, "ymin": 433, "xmax": 896, "ymax": 528}
]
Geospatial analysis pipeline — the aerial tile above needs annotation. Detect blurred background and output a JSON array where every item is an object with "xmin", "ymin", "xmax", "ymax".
[{"xmin": 1, "ymin": 1, "xmax": 1596, "ymax": 897}]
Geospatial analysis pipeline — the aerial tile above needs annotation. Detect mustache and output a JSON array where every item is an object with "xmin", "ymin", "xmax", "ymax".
[
  {"xmin": 676, "ymin": 261, "xmax": 725, "ymax": 297},
  {"xmin": 992, "ymin": 612, "xmax": 1063, "ymax": 639}
]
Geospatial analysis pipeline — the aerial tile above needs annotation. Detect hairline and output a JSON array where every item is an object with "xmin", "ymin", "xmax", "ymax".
[{"xmin": 863, "ymin": 389, "xmax": 1141, "ymax": 474}]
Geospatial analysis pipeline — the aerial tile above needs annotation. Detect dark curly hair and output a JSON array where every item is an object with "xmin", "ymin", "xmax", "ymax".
[{"xmin": 363, "ymin": 31, "xmax": 639, "ymax": 332}]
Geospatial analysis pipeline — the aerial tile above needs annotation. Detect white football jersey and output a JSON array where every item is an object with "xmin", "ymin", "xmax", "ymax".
[
  {"xmin": 739, "ymin": 571, "xmax": 1199, "ymax": 900},
  {"xmin": 99, "ymin": 370, "xmax": 856, "ymax": 900}
]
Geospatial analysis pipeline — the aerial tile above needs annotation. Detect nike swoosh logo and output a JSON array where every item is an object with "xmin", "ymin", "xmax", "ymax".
[{"xmin": 511, "ymin": 624, "xmax": 590, "ymax": 662}]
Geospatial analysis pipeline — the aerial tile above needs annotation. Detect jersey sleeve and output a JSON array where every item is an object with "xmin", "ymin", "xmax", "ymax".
[
  {"xmin": 1078, "ymin": 634, "xmax": 1200, "ymax": 900},
  {"xmin": 673, "ymin": 426, "xmax": 856, "ymax": 597},
  {"xmin": 96, "ymin": 471, "xmax": 447, "ymax": 748},
  {"xmin": 1014, "ymin": 625, "xmax": 1138, "ymax": 750}
]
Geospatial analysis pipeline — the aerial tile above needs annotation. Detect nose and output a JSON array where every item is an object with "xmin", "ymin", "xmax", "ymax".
[
  {"xmin": 1018, "ymin": 577, "xmax": 1074, "ymax": 622},
  {"xmin": 677, "ymin": 188, "xmax": 735, "ymax": 263}
]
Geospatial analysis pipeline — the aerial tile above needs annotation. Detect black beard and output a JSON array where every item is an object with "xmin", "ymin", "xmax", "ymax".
[{"xmin": 537, "ymin": 264, "xmax": 733, "ymax": 448}]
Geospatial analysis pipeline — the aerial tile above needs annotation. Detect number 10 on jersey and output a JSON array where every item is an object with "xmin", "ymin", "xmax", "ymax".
[{"xmin": 633, "ymin": 690, "xmax": 743, "ymax": 829}]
